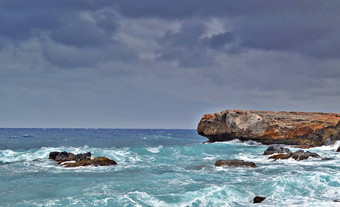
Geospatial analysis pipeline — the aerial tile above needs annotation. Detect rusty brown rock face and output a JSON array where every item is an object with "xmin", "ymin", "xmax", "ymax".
[{"xmin": 197, "ymin": 110, "xmax": 340, "ymax": 147}]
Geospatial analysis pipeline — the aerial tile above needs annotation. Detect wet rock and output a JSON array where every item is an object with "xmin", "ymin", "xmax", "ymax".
[
  {"xmin": 49, "ymin": 151, "xmax": 116, "ymax": 167},
  {"xmin": 49, "ymin": 151, "xmax": 60, "ymax": 160},
  {"xmin": 334, "ymin": 199, "xmax": 340, "ymax": 202},
  {"xmin": 215, "ymin": 159, "xmax": 256, "ymax": 168},
  {"xmin": 197, "ymin": 109, "xmax": 340, "ymax": 147},
  {"xmin": 337, "ymin": 146, "xmax": 340, "ymax": 152},
  {"xmin": 268, "ymin": 150, "xmax": 320, "ymax": 161},
  {"xmin": 49, "ymin": 151, "xmax": 91, "ymax": 163},
  {"xmin": 253, "ymin": 196, "xmax": 266, "ymax": 203},
  {"xmin": 268, "ymin": 153, "xmax": 292, "ymax": 160},
  {"xmin": 62, "ymin": 157, "xmax": 117, "ymax": 167},
  {"xmin": 290, "ymin": 150, "xmax": 320, "ymax": 161},
  {"xmin": 75, "ymin": 152, "xmax": 91, "ymax": 161},
  {"xmin": 263, "ymin": 145, "xmax": 291, "ymax": 155}
]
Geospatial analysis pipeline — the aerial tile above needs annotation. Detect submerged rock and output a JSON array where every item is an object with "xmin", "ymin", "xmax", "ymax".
[
  {"xmin": 49, "ymin": 151, "xmax": 116, "ymax": 167},
  {"xmin": 215, "ymin": 159, "xmax": 256, "ymax": 168},
  {"xmin": 268, "ymin": 150, "xmax": 320, "ymax": 161},
  {"xmin": 253, "ymin": 196, "xmax": 266, "ymax": 203},
  {"xmin": 197, "ymin": 109, "xmax": 340, "ymax": 147},
  {"xmin": 263, "ymin": 145, "xmax": 291, "ymax": 155}
]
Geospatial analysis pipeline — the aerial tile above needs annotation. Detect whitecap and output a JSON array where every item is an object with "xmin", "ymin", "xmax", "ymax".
[{"xmin": 147, "ymin": 145, "xmax": 163, "ymax": 153}]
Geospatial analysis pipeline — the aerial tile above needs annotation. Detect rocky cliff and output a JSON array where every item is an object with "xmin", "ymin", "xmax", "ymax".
[{"xmin": 197, "ymin": 110, "xmax": 340, "ymax": 147}]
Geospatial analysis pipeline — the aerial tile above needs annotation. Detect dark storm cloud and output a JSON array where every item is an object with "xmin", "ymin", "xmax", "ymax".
[{"xmin": 1, "ymin": 0, "xmax": 340, "ymax": 60}]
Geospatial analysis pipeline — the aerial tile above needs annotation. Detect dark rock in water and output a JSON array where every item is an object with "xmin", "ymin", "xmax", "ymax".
[
  {"xmin": 62, "ymin": 157, "xmax": 117, "ymax": 167},
  {"xmin": 75, "ymin": 152, "xmax": 91, "ymax": 161},
  {"xmin": 291, "ymin": 150, "xmax": 320, "ymax": 161},
  {"xmin": 49, "ymin": 151, "xmax": 116, "ymax": 167},
  {"xmin": 263, "ymin": 145, "xmax": 291, "ymax": 155},
  {"xmin": 49, "ymin": 151, "xmax": 60, "ymax": 160},
  {"xmin": 321, "ymin": 157, "xmax": 333, "ymax": 160},
  {"xmin": 197, "ymin": 109, "xmax": 340, "ymax": 147},
  {"xmin": 215, "ymin": 159, "xmax": 256, "ymax": 168},
  {"xmin": 337, "ymin": 146, "xmax": 340, "ymax": 152},
  {"xmin": 268, "ymin": 150, "xmax": 320, "ymax": 161},
  {"xmin": 49, "ymin": 151, "xmax": 91, "ymax": 163},
  {"xmin": 268, "ymin": 153, "xmax": 292, "ymax": 160},
  {"xmin": 334, "ymin": 199, "xmax": 340, "ymax": 202},
  {"xmin": 253, "ymin": 196, "xmax": 266, "ymax": 203}
]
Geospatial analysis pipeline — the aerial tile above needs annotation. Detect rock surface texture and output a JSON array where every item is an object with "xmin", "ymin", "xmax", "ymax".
[
  {"xmin": 215, "ymin": 159, "xmax": 256, "ymax": 168},
  {"xmin": 198, "ymin": 110, "xmax": 340, "ymax": 147},
  {"xmin": 49, "ymin": 151, "xmax": 117, "ymax": 167}
]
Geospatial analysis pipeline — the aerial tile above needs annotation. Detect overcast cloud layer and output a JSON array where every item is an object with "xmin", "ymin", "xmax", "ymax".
[{"xmin": 0, "ymin": 1, "xmax": 340, "ymax": 128}]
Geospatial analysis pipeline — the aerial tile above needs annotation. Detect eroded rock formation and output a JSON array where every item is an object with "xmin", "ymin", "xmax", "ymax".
[{"xmin": 197, "ymin": 110, "xmax": 340, "ymax": 147}]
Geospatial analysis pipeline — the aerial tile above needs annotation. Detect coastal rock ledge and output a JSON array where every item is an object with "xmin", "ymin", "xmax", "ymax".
[{"xmin": 197, "ymin": 110, "xmax": 340, "ymax": 147}]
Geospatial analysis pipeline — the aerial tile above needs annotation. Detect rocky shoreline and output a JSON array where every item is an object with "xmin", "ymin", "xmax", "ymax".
[{"xmin": 197, "ymin": 109, "xmax": 340, "ymax": 147}]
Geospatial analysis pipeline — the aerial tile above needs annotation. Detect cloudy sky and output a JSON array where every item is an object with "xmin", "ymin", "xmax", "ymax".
[{"xmin": 1, "ymin": 1, "xmax": 340, "ymax": 128}]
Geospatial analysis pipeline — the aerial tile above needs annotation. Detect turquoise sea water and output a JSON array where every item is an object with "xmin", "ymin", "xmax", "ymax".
[{"xmin": 0, "ymin": 128, "xmax": 339, "ymax": 207}]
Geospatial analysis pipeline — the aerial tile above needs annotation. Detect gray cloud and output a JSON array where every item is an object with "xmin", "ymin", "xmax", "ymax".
[{"xmin": 0, "ymin": 0, "xmax": 339, "ymax": 128}]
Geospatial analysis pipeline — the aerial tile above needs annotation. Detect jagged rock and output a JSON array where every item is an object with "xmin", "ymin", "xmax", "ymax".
[
  {"xmin": 49, "ymin": 151, "xmax": 91, "ymax": 163},
  {"xmin": 337, "ymin": 146, "xmax": 340, "ymax": 152},
  {"xmin": 268, "ymin": 150, "xmax": 320, "ymax": 161},
  {"xmin": 62, "ymin": 157, "xmax": 117, "ymax": 167},
  {"xmin": 215, "ymin": 159, "xmax": 256, "ymax": 168},
  {"xmin": 49, "ymin": 151, "xmax": 116, "ymax": 167},
  {"xmin": 290, "ymin": 150, "xmax": 320, "ymax": 161},
  {"xmin": 197, "ymin": 109, "xmax": 340, "ymax": 147},
  {"xmin": 263, "ymin": 145, "xmax": 291, "ymax": 155},
  {"xmin": 253, "ymin": 196, "xmax": 266, "ymax": 203}
]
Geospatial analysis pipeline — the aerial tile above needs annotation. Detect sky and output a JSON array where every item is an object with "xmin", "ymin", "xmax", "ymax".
[{"xmin": 0, "ymin": 1, "xmax": 340, "ymax": 128}]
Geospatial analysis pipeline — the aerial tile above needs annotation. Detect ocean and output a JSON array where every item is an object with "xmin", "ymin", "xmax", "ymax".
[{"xmin": 0, "ymin": 128, "xmax": 339, "ymax": 207}]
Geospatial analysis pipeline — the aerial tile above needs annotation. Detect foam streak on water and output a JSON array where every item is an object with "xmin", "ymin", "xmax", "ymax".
[{"xmin": 0, "ymin": 129, "xmax": 339, "ymax": 206}]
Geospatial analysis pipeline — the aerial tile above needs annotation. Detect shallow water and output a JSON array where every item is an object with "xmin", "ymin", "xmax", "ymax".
[{"xmin": 0, "ymin": 128, "xmax": 339, "ymax": 206}]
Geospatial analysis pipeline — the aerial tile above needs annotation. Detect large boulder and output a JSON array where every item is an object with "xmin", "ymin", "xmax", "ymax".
[
  {"xmin": 197, "ymin": 110, "xmax": 340, "ymax": 147},
  {"xmin": 215, "ymin": 159, "xmax": 256, "ymax": 168}
]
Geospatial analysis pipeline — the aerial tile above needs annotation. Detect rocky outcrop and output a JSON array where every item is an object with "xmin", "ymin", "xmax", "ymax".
[
  {"xmin": 268, "ymin": 150, "xmax": 320, "ymax": 161},
  {"xmin": 253, "ymin": 196, "xmax": 266, "ymax": 203},
  {"xmin": 215, "ymin": 159, "xmax": 256, "ymax": 168},
  {"xmin": 49, "ymin": 151, "xmax": 117, "ymax": 167},
  {"xmin": 197, "ymin": 110, "xmax": 340, "ymax": 147},
  {"xmin": 62, "ymin": 157, "xmax": 117, "ymax": 167},
  {"xmin": 49, "ymin": 151, "xmax": 91, "ymax": 164}
]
